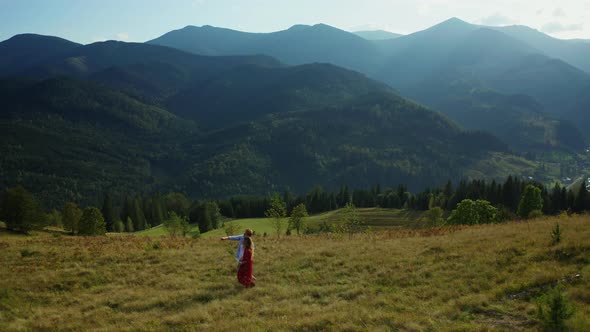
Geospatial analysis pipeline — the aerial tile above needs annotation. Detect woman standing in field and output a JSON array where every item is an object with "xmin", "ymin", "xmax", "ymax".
[{"xmin": 237, "ymin": 237, "xmax": 255, "ymax": 287}]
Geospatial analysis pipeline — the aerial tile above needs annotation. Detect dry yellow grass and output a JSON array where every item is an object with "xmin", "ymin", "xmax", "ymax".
[{"xmin": 1, "ymin": 215, "xmax": 589, "ymax": 331}]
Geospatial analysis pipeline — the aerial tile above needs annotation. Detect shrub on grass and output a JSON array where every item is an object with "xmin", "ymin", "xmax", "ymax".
[
  {"xmin": 113, "ymin": 220, "xmax": 125, "ymax": 233},
  {"xmin": 342, "ymin": 202, "xmax": 363, "ymax": 238},
  {"xmin": 551, "ymin": 223, "xmax": 561, "ymax": 245},
  {"xmin": 224, "ymin": 222, "xmax": 237, "ymax": 236},
  {"xmin": 425, "ymin": 206, "xmax": 444, "ymax": 226},
  {"xmin": 528, "ymin": 210, "xmax": 543, "ymax": 219},
  {"xmin": 163, "ymin": 212, "xmax": 189, "ymax": 237},
  {"xmin": 537, "ymin": 285, "xmax": 574, "ymax": 331}
]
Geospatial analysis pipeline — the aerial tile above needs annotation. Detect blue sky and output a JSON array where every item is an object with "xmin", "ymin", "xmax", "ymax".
[{"xmin": 1, "ymin": 0, "xmax": 588, "ymax": 43}]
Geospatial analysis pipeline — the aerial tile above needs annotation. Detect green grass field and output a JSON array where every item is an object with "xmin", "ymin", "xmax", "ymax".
[{"xmin": 1, "ymin": 214, "xmax": 589, "ymax": 331}]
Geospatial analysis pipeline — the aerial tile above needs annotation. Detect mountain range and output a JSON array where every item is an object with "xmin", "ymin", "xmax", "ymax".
[
  {"xmin": 149, "ymin": 18, "xmax": 590, "ymax": 143},
  {"xmin": 0, "ymin": 18, "xmax": 587, "ymax": 207}
]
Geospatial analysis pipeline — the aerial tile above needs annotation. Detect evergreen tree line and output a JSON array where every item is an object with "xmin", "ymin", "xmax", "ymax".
[
  {"xmin": 0, "ymin": 187, "xmax": 221, "ymax": 235},
  {"xmin": 167, "ymin": 175, "xmax": 589, "ymax": 232},
  {"xmin": 2, "ymin": 175, "xmax": 589, "ymax": 234},
  {"xmin": 217, "ymin": 176, "xmax": 590, "ymax": 219}
]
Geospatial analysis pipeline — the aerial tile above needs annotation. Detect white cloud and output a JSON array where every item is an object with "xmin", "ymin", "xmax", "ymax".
[
  {"xmin": 541, "ymin": 21, "xmax": 583, "ymax": 33},
  {"xmin": 478, "ymin": 12, "xmax": 518, "ymax": 26},
  {"xmin": 115, "ymin": 32, "xmax": 129, "ymax": 41},
  {"xmin": 553, "ymin": 8, "xmax": 566, "ymax": 17}
]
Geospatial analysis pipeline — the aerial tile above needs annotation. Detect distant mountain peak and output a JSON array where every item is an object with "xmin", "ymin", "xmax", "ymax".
[
  {"xmin": 287, "ymin": 24, "xmax": 312, "ymax": 31},
  {"xmin": 434, "ymin": 17, "xmax": 472, "ymax": 28},
  {"xmin": 445, "ymin": 17, "xmax": 468, "ymax": 24},
  {"xmin": 2, "ymin": 33, "xmax": 80, "ymax": 45},
  {"xmin": 411, "ymin": 17, "xmax": 476, "ymax": 37}
]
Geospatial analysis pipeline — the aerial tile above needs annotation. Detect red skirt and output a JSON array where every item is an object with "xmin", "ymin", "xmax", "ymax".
[{"xmin": 237, "ymin": 250, "xmax": 255, "ymax": 287}]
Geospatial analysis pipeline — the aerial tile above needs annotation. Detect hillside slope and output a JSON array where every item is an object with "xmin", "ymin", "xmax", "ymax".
[{"xmin": 1, "ymin": 216, "xmax": 588, "ymax": 330}]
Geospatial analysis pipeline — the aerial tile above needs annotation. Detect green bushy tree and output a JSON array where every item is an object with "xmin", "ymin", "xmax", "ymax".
[
  {"xmin": 342, "ymin": 202, "xmax": 363, "ymax": 238},
  {"xmin": 78, "ymin": 207, "xmax": 106, "ymax": 236},
  {"xmin": 0, "ymin": 186, "xmax": 45, "ymax": 233},
  {"xmin": 163, "ymin": 192, "xmax": 191, "ymax": 217},
  {"xmin": 46, "ymin": 209, "xmax": 63, "ymax": 228},
  {"xmin": 266, "ymin": 194, "xmax": 286, "ymax": 238},
  {"xmin": 191, "ymin": 201, "xmax": 221, "ymax": 233},
  {"xmin": 113, "ymin": 219, "xmax": 125, "ymax": 233},
  {"xmin": 288, "ymin": 203, "xmax": 308, "ymax": 235},
  {"xmin": 518, "ymin": 185, "xmax": 543, "ymax": 219},
  {"xmin": 447, "ymin": 199, "xmax": 497, "ymax": 225},
  {"xmin": 163, "ymin": 211, "xmax": 189, "ymax": 237},
  {"xmin": 426, "ymin": 206, "xmax": 445, "ymax": 226},
  {"xmin": 125, "ymin": 217, "xmax": 134, "ymax": 232},
  {"xmin": 62, "ymin": 202, "xmax": 82, "ymax": 234}
]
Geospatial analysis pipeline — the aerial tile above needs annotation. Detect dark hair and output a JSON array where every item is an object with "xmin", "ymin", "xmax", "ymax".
[
  {"xmin": 243, "ymin": 237, "xmax": 253, "ymax": 249},
  {"xmin": 244, "ymin": 229, "xmax": 253, "ymax": 237}
]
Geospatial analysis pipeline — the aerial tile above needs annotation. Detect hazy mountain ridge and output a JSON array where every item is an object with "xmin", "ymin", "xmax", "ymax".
[
  {"xmin": 147, "ymin": 18, "xmax": 590, "ymax": 141},
  {"xmin": 148, "ymin": 24, "xmax": 381, "ymax": 74},
  {"xmin": 492, "ymin": 25, "xmax": 590, "ymax": 73}
]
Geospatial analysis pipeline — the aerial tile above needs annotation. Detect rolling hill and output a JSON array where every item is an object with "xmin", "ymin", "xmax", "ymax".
[
  {"xmin": 165, "ymin": 62, "xmax": 396, "ymax": 128},
  {"xmin": 0, "ymin": 34, "xmax": 81, "ymax": 76},
  {"xmin": 0, "ymin": 77, "xmax": 192, "ymax": 208},
  {"xmin": 180, "ymin": 92, "xmax": 534, "ymax": 198},
  {"xmin": 0, "ymin": 70, "xmax": 536, "ymax": 208}
]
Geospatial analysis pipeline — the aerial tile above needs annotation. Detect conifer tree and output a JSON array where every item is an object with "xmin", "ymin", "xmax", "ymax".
[
  {"xmin": 574, "ymin": 184, "xmax": 590, "ymax": 213},
  {"xmin": 130, "ymin": 197, "xmax": 147, "ymax": 231},
  {"xmin": 62, "ymin": 202, "xmax": 82, "ymax": 234},
  {"xmin": 101, "ymin": 193, "xmax": 117, "ymax": 232},
  {"xmin": 125, "ymin": 217, "xmax": 134, "ymax": 232}
]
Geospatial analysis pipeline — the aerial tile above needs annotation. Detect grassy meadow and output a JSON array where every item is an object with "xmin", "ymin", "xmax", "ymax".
[{"xmin": 1, "ymin": 215, "xmax": 589, "ymax": 331}]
